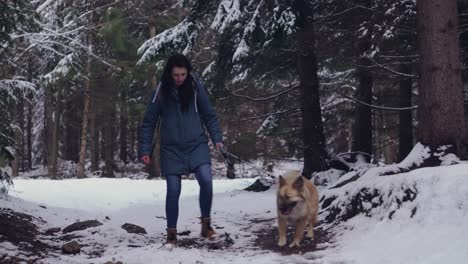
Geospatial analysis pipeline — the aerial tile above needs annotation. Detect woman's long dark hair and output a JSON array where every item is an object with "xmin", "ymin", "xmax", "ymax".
[{"xmin": 160, "ymin": 54, "xmax": 195, "ymax": 112}]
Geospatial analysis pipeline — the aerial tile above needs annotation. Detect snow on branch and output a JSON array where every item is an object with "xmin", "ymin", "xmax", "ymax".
[
  {"xmin": 211, "ymin": 0, "xmax": 242, "ymax": 33},
  {"xmin": 0, "ymin": 80, "xmax": 37, "ymax": 100},
  {"xmin": 137, "ymin": 20, "xmax": 197, "ymax": 64},
  {"xmin": 36, "ymin": 0, "xmax": 58, "ymax": 13},
  {"xmin": 42, "ymin": 53, "xmax": 77, "ymax": 84},
  {"xmin": 256, "ymin": 114, "xmax": 279, "ymax": 135},
  {"xmin": 0, "ymin": 80, "xmax": 36, "ymax": 93}
]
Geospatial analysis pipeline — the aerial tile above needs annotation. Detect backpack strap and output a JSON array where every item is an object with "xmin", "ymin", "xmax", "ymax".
[
  {"xmin": 151, "ymin": 82, "xmax": 162, "ymax": 103},
  {"xmin": 191, "ymin": 73, "xmax": 199, "ymax": 112}
]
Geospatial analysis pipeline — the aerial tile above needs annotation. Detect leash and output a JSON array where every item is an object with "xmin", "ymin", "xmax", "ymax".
[
  {"xmin": 218, "ymin": 147, "xmax": 252, "ymax": 165},
  {"xmin": 217, "ymin": 147, "xmax": 276, "ymax": 184},
  {"xmin": 217, "ymin": 147, "xmax": 326, "ymax": 184}
]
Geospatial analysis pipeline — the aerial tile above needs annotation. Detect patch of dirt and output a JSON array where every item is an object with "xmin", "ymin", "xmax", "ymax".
[
  {"xmin": 86, "ymin": 243, "xmax": 107, "ymax": 258},
  {"xmin": 168, "ymin": 217, "xmax": 333, "ymax": 256},
  {"xmin": 56, "ymin": 233, "xmax": 82, "ymax": 242},
  {"xmin": 0, "ymin": 209, "xmax": 106, "ymax": 262},
  {"xmin": 0, "ymin": 208, "xmax": 54, "ymax": 263},
  {"xmin": 176, "ymin": 232, "xmax": 235, "ymax": 250},
  {"xmin": 254, "ymin": 220, "xmax": 333, "ymax": 255}
]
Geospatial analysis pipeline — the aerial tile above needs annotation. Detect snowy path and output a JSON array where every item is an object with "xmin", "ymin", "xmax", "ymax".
[
  {"xmin": 1, "ymin": 178, "xmax": 329, "ymax": 263},
  {"xmin": 3, "ymin": 164, "xmax": 468, "ymax": 263}
]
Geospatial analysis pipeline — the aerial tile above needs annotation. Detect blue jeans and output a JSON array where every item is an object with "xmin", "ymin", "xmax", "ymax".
[{"xmin": 165, "ymin": 163, "xmax": 213, "ymax": 228}]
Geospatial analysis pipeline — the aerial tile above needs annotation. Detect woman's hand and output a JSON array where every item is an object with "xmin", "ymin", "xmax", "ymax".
[
  {"xmin": 141, "ymin": 155, "xmax": 151, "ymax": 165},
  {"xmin": 216, "ymin": 142, "xmax": 224, "ymax": 151}
]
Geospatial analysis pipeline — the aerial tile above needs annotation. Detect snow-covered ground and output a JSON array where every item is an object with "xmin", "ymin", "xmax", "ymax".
[
  {"xmin": 318, "ymin": 163, "xmax": 468, "ymax": 264},
  {"xmin": 1, "ymin": 177, "xmax": 285, "ymax": 263},
  {"xmin": 8, "ymin": 178, "xmax": 257, "ymax": 211},
  {"xmin": 1, "ymin": 162, "xmax": 468, "ymax": 263}
]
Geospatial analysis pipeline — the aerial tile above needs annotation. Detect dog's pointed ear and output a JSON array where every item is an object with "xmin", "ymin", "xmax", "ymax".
[
  {"xmin": 293, "ymin": 176, "xmax": 304, "ymax": 190},
  {"xmin": 279, "ymin": 175, "xmax": 286, "ymax": 187}
]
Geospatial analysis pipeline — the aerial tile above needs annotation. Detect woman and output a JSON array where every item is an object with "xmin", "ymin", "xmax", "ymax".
[{"xmin": 138, "ymin": 54, "xmax": 224, "ymax": 246}]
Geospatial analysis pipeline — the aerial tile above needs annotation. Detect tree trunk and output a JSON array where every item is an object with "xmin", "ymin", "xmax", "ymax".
[
  {"xmin": 351, "ymin": 0, "xmax": 374, "ymax": 155},
  {"xmin": 295, "ymin": 0, "xmax": 329, "ymax": 179},
  {"xmin": 398, "ymin": 64, "xmax": 414, "ymax": 161},
  {"xmin": 26, "ymin": 60, "xmax": 33, "ymax": 171},
  {"xmin": 351, "ymin": 59, "xmax": 374, "ymax": 155},
  {"xmin": 49, "ymin": 84, "xmax": 62, "ymax": 179},
  {"xmin": 120, "ymin": 90, "xmax": 128, "ymax": 164},
  {"xmin": 11, "ymin": 147, "xmax": 19, "ymax": 177},
  {"xmin": 18, "ymin": 96, "xmax": 25, "ymax": 172},
  {"xmin": 64, "ymin": 97, "xmax": 80, "ymax": 162},
  {"xmin": 27, "ymin": 93, "xmax": 33, "ymax": 170},
  {"xmin": 103, "ymin": 107, "xmax": 115, "ymax": 178},
  {"xmin": 101, "ymin": 74, "xmax": 116, "ymax": 178},
  {"xmin": 77, "ymin": 56, "xmax": 92, "ymax": 178},
  {"xmin": 129, "ymin": 119, "xmax": 136, "ymax": 162},
  {"xmin": 77, "ymin": 1, "xmax": 94, "ymax": 178},
  {"xmin": 149, "ymin": 121, "xmax": 161, "ymax": 178},
  {"xmin": 44, "ymin": 85, "xmax": 52, "ymax": 169},
  {"xmin": 11, "ymin": 95, "xmax": 22, "ymax": 177},
  {"xmin": 417, "ymin": 0, "xmax": 466, "ymax": 154},
  {"xmin": 89, "ymin": 94, "xmax": 99, "ymax": 172},
  {"xmin": 148, "ymin": 15, "xmax": 161, "ymax": 179}
]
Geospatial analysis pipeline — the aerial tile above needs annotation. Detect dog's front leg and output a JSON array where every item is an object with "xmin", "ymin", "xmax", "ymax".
[
  {"xmin": 277, "ymin": 216, "xmax": 287, "ymax": 247},
  {"xmin": 290, "ymin": 218, "xmax": 308, "ymax": 248}
]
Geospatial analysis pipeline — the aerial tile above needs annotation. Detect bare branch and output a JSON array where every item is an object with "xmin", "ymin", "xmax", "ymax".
[
  {"xmin": 62, "ymin": 0, "xmax": 120, "ymax": 29},
  {"xmin": 368, "ymin": 58, "xmax": 417, "ymax": 78},
  {"xmin": 240, "ymin": 108, "xmax": 300, "ymax": 121},
  {"xmin": 232, "ymin": 85, "xmax": 299, "ymax": 101},
  {"xmin": 335, "ymin": 88, "xmax": 418, "ymax": 111}
]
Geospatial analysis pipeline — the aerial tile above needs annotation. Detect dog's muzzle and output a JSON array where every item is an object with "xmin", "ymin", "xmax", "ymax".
[{"xmin": 279, "ymin": 201, "xmax": 297, "ymax": 215}]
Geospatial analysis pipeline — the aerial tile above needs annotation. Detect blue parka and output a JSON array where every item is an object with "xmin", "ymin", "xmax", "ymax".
[{"xmin": 138, "ymin": 76, "xmax": 223, "ymax": 176}]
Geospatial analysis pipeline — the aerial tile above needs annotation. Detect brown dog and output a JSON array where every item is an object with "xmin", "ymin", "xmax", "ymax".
[{"xmin": 277, "ymin": 170, "xmax": 319, "ymax": 248}]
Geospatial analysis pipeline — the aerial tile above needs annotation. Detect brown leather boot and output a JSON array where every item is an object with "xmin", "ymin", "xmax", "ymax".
[
  {"xmin": 166, "ymin": 228, "xmax": 177, "ymax": 246},
  {"xmin": 201, "ymin": 217, "xmax": 217, "ymax": 239}
]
